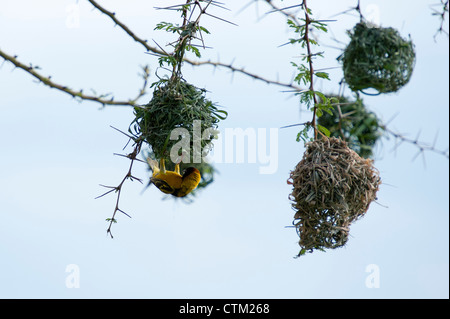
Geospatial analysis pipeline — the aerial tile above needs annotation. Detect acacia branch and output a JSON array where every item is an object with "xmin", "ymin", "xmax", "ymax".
[
  {"xmin": 0, "ymin": 48, "xmax": 149, "ymax": 107},
  {"xmin": 432, "ymin": 0, "xmax": 450, "ymax": 39},
  {"xmin": 185, "ymin": 58, "xmax": 302, "ymax": 89},
  {"xmin": 87, "ymin": 0, "xmax": 160, "ymax": 54},
  {"xmin": 302, "ymin": 0, "xmax": 320, "ymax": 140},
  {"xmin": 382, "ymin": 126, "xmax": 449, "ymax": 160},
  {"xmin": 96, "ymin": 136, "xmax": 144, "ymax": 238},
  {"xmin": 86, "ymin": 0, "xmax": 304, "ymax": 92}
]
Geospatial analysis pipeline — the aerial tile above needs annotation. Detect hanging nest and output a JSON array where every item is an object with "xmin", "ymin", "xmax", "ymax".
[
  {"xmin": 338, "ymin": 21, "xmax": 416, "ymax": 94},
  {"xmin": 317, "ymin": 95, "xmax": 385, "ymax": 158},
  {"xmin": 288, "ymin": 136, "xmax": 381, "ymax": 256},
  {"xmin": 130, "ymin": 79, "xmax": 227, "ymax": 161}
]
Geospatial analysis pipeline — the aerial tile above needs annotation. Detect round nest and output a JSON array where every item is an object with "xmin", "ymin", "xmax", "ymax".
[
  {"xmin": 317, "ymin": 95, "xmax": 384, "ymax": 159},
  {"xmin": 131, "ymin": 79, "xmax": 227, "ymax": 161},
  {"xmin": 338, "ymin": 22, "xmax": 415, "ymax": 94},
  {"xmin": 288, "ymin": 137, "xmax": 381, "ymax": 256}
]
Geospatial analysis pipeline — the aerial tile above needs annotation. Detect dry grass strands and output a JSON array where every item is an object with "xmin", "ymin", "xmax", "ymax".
[
  {"xmin": 288, "ymin": 137, "xmax": 381, "ymax": 256},
  {"xmin": 338, "ymin": 22, "xmax": 416, "ymax": 94}
]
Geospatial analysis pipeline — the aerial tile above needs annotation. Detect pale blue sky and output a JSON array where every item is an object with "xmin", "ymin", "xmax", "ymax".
[{"xmin": 0, "ymin": 0, "xmax": 448, "ymax": 298}]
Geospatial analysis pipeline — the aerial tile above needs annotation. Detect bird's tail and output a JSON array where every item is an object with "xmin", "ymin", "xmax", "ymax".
[
  {"xmin": 146, "ymin": 158, "xmax": 160, "ymax": 175},
  {"xmin": 142, "ymin": 158, "xmax": 159, "ymax": 195}
]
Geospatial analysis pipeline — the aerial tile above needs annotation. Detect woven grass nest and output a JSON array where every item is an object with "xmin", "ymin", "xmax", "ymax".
[
  {"xmin": 338, "ymin": 21, "xmax": 415, "ymax": 94},
  {"xmin": 288, "ymin": 136, "xmax": 381, "ymax": 256},
  {"xmin": 131, "ymin": 79, "xmax": 227, "ymax": 161}
]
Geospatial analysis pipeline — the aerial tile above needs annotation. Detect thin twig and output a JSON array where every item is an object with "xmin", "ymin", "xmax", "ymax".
[
  {"xmin": 185, "ymin": 59, "xmax": 302, "ymax": 90},
  {"xmin": 383, "ymin": 126, "xmax": 449, "ymax": 160},
  {"xmin": 0, "ymin": 48, "xmax": 149, "ymax": 107},
  {"xmin": 98, "ymin": 139, "xmax": 143, "ymax": 238},
  {"xmin": 432, "ymin": 0, "xmax": 450, "ymax": 40}
]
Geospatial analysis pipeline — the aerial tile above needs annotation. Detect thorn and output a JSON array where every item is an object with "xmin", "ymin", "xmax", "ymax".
[{"xmin": 117, "ymin": 208, "xmax": 132, "ymax": 218}]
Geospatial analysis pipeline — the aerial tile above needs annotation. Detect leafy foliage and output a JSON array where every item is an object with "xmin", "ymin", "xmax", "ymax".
[
  {"xmin": 287, "ymin": 10, "xmax": 335, "ymax": 143},
  {"xmin": 318, "ymin": 95, "xmax": 385, "ymax": 158}
]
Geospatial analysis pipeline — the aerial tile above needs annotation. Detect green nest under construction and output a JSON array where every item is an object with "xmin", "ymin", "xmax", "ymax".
[
  {"xmin": 131, "ymin": 79, "xmax": 227, "ymax": 162},
  {"xmin": 338, "ymin": 22, "xmax": 416, "ymax": 94},
  {"xmin": 318, "ymin": 95, "xmax": 385, "ymax": 159}
]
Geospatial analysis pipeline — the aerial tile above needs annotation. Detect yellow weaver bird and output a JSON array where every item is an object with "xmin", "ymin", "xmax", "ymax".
[{"xmin": 147, "ymin": 158, "xmax": 201, "ymax": 197}]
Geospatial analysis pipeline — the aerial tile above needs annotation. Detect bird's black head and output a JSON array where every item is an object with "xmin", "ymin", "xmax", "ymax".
[{"xmin": 182, "ymin": 167, "xmax": 200, "ymax": 178}]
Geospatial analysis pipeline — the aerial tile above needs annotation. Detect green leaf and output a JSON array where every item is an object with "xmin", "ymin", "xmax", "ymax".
[
  {"xmin": 310, "ymin": 20, "xmax": 328, "ymax": 33},
  {"xmin": 154, "ymin": 22, "xmax": 180, "ymax": 33},
  {"xmin": 199, "ymin": 26, "xmax": 210, "ymax": 34},
  {"xmin": 309, "ymin": 38, "xmax": 318, "ymax": 46},
  {"xmin": 297, "ymin": 248, "xmax": 307, "ymax": 257},
  {"xmin": 314, "ymin": 91, "xmax": 327, "ymax": 103},
  {"xmin": 212, "ymin": 109, "xmax": 228, "ymax": 120},
  {"xmin": 186, "ymin": 45, "xmax": 201, "ymax": 58},
  {"xmin": 317, "ymin": 124, "xmax": 331, "ymax": 137},
  {"xmin": 296, "ymin": 125, "xmax": 312, "ymax": 143},
  {"xmin": 287, "ymin": 19, "xmax": 296, "ymax": 28},
  {"xmin": 315, "ymin": 72, "xmax": 330, "ymax": 80},
  {"xmin": 315, "ymin": 107, "xmax": 323, "ymax": 117}
]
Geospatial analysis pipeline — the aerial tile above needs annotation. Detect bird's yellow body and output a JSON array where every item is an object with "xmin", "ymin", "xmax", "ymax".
[{"xmin": 147, "ymin": 158, "xmax": 201, "ymax": 197}]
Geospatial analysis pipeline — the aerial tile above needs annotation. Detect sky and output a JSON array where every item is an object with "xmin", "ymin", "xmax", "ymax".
[{"xmin": 0, "ymin": 0, "xmax": 448, "ymax": 299}]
